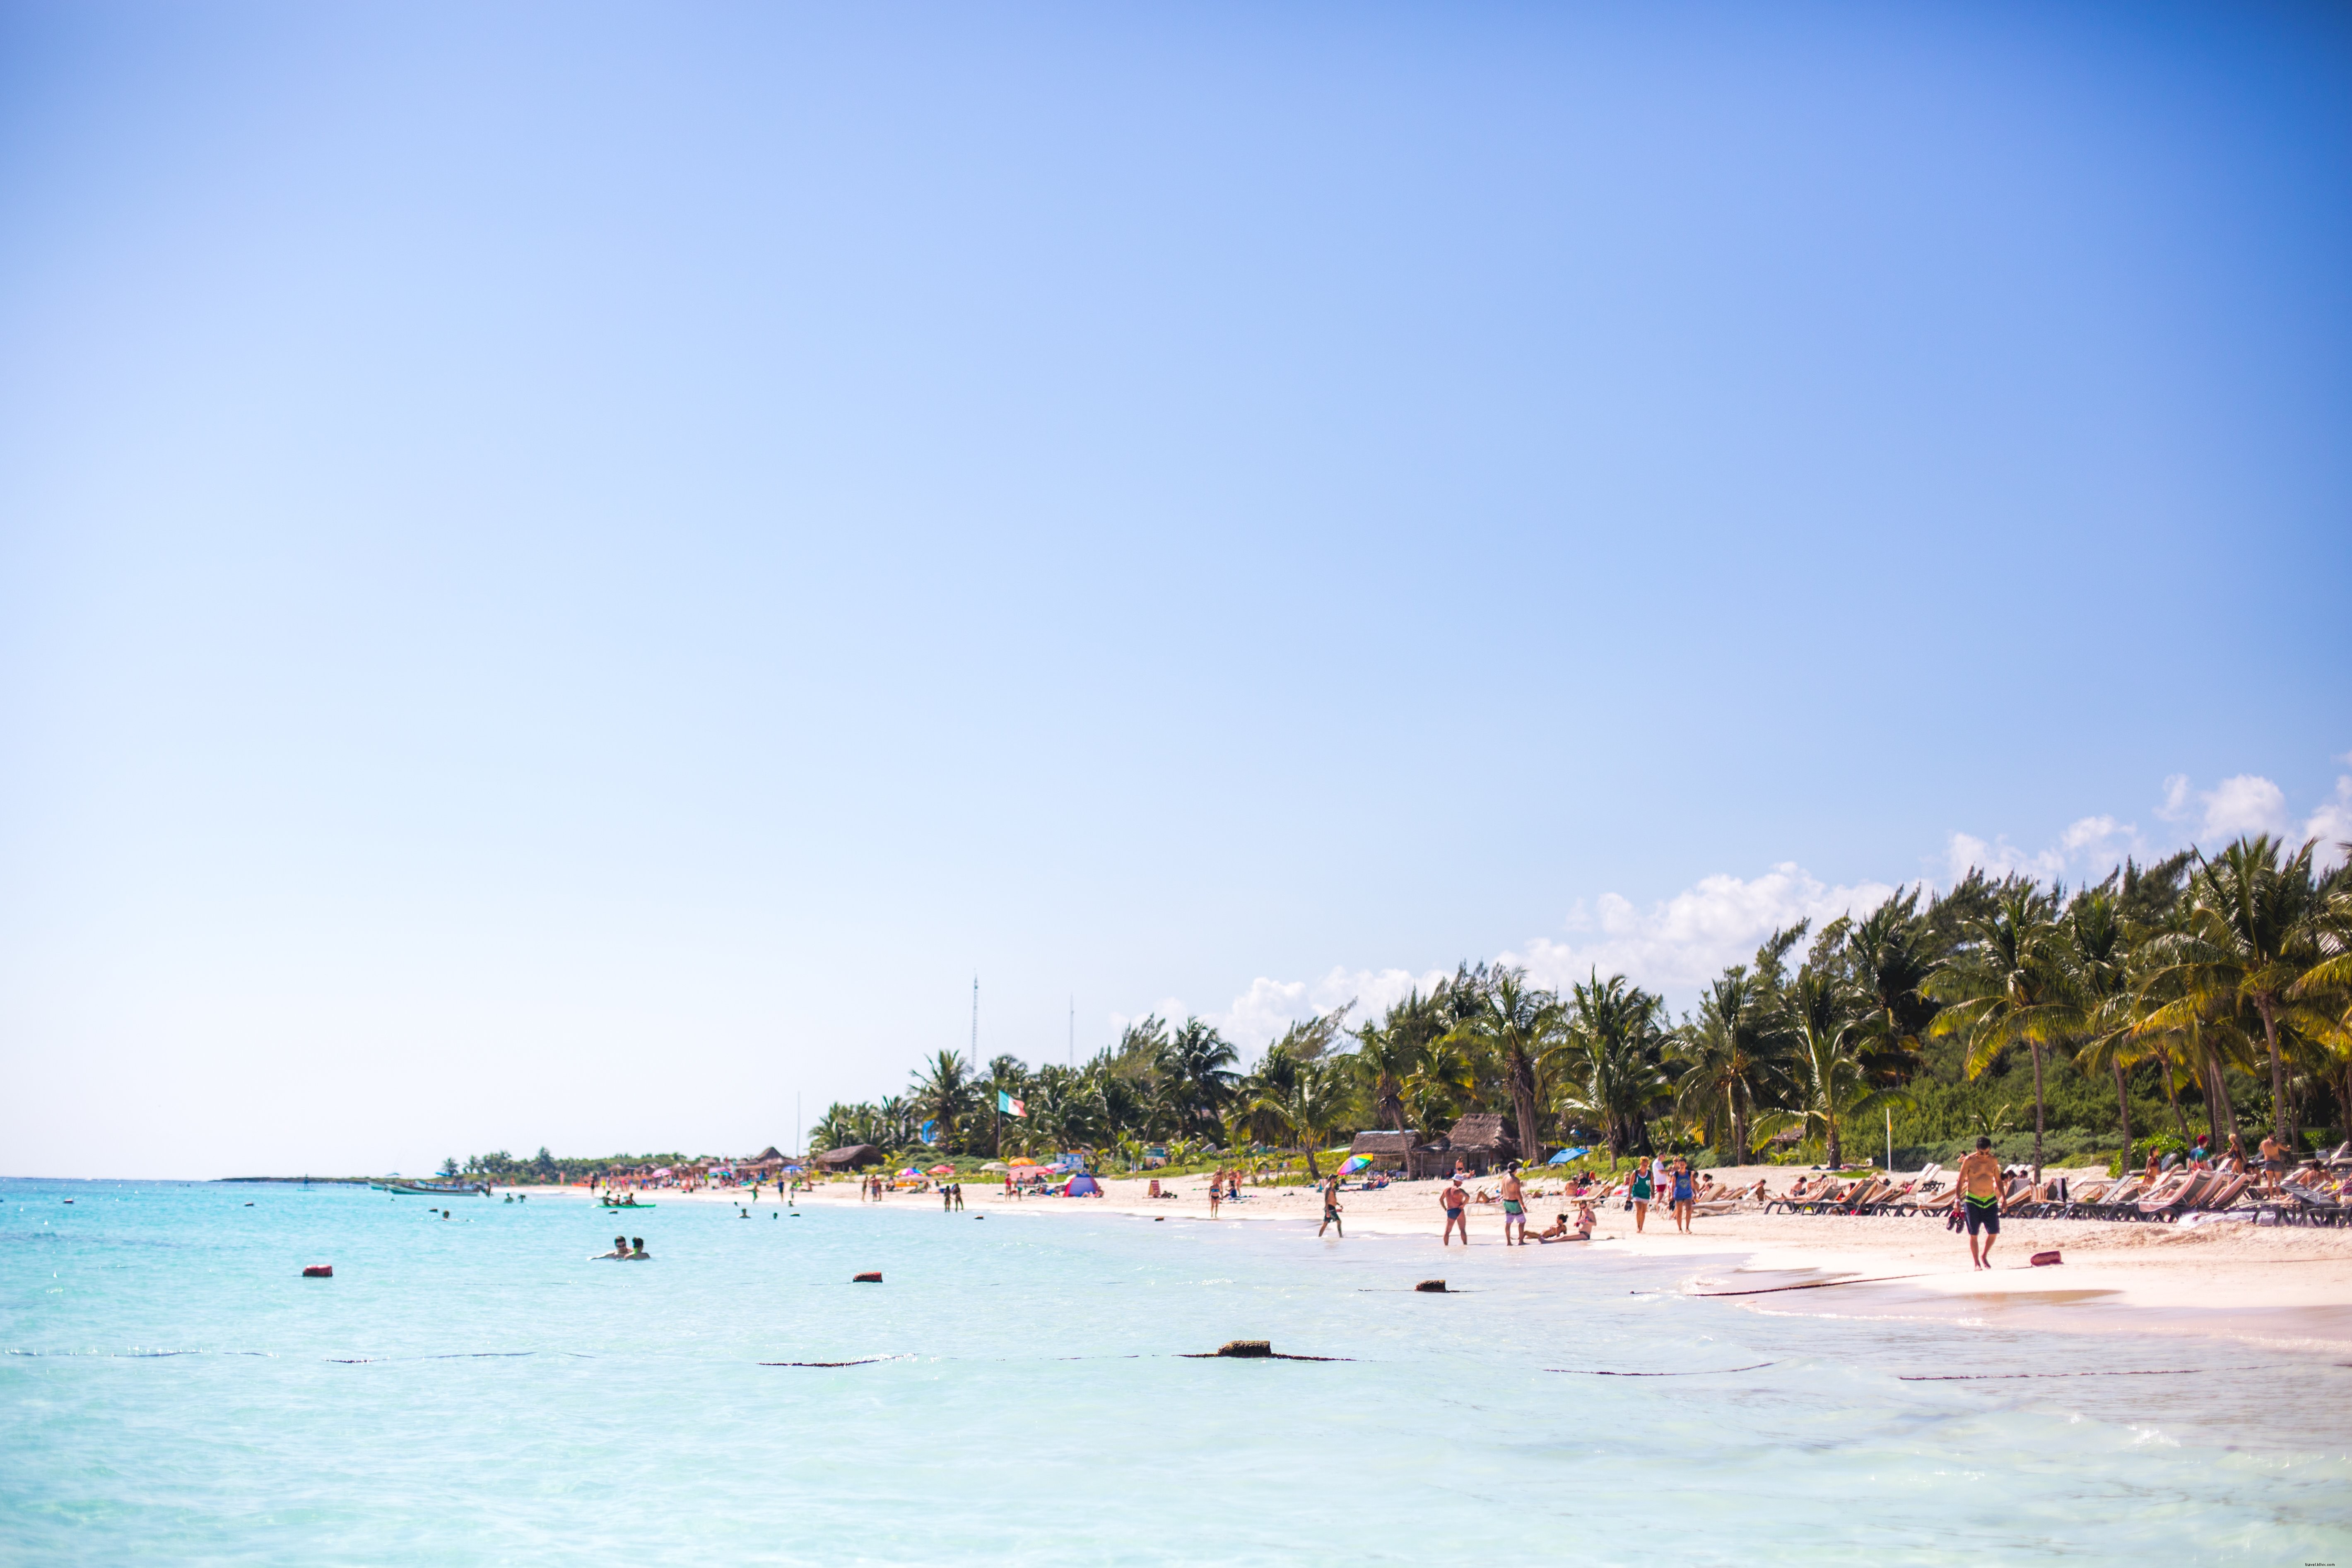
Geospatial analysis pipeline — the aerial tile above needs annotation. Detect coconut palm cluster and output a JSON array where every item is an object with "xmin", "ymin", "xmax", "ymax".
[{"xmin": 815, "ymin": 835, "xmax": 2352, "ymax": 1180}]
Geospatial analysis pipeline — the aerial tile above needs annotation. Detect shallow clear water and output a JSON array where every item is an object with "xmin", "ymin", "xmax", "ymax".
[{"xmin": 5, "ymin": 1177, "xmax": 2350, "ymax": 1565}]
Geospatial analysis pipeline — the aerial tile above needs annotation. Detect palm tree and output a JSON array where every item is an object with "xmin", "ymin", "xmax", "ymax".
[
  {"xmin": 1558, "ymin": 971, "xmax": 1670, "ymax": 1160},
  {"xmin": 1348, "ymin": 1002, "xmax": 1426, "ymax": 1133},
  {"xmin": 1844, "ymin": 889, "xmax": 1940, "ymax": 1083},
  {"xmin": 1252, "ymin": 1058, "xmax": 1357, "ymax": 1179},
  {"xmin": 2291, "ymin": 877, "xmax": 2352, "ymax": 1128},
  {"xmin": 910, "ymin": 1050, "xmax": 979, "ymax": 1151},
  {"xmin": 1782, "ymin": 966, "xmax": 1906, "ymax": 1169},
  {"xmin": 809, "ymin": 1102, "xmax": 865, "ymax": 1154},
  {"xmin": 1400, "ymin": 1033, "xmax": 1477, "ymax": 1143},
  {"xmin": 1673, "ymin": 965, "xmax": 1794, "ymax": 1164},
  {"xmin": 2063, "ymin": 889, "xmax": 2138, "ymax": 1154},
  {"xmin": 1162, "ymin": 1018, "xmax": 1241, "ymax": 1141},
  {"xmin": 1464, "ymin": 969, "xmax": 1565, "ymax": 1159},
  {"xmin": 1925, "ymin": 884, "xmax": 2078, "ymax": 1179},
  {"xmin": 2139, "ymin": 836, "xmax": 2330, "ymax": 1152}
]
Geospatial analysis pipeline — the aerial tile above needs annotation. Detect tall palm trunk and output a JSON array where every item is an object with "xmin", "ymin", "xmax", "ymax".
[
  {"xmin": 2258, "ymin": 996, "xmax": 2289, "ymax": 1150},
  {"xmin": 2030, "ymin": 1042, "xmax": 2047, "ymax": 1181},
  {"xmin": 2111, "ymin": 1060, "xmax": 2132, "ymax": 1156},
  {"xmin": 1824, "ymin": 1112, "xmax": 1842, "ymax": 1171},
  {"xmin": 2204, "ymin": 1058, "xmax": 2234, "ymax": 1146},
  {"xmin": 1509, "ymin": 1061, "xmax": 1541, "ymax": 1165},
  {"xmin": 2161, "ymin": 1054, "xmax": 2190, "ymax": 1140}
]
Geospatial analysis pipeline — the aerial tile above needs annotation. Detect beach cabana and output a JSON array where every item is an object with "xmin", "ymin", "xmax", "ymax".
[
  {"xmin": 1437, "ymin": 1115, "xmax": 1518, "ymax": 1175},
  {"xmin": 1347, "ymin": 1131, "xmax": 1415, "ymax": 1172},
  {"xmin": 816, "ymin": 1144, "xmax": 882, "ymax": 1172}
]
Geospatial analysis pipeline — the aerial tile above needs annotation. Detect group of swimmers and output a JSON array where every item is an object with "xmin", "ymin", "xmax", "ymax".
[{"xmin": 1438, "ymin": 1167, "xmax": 1598, "ymax": 1245}]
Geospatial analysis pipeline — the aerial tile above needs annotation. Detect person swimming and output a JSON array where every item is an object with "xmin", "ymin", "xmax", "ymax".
[
  {"xmin": 628, "ymin": 1237, "xmax": 649, "ymax": 1259},
  {"xmin": 593, "ymin": 1235, "xmax": 629, "ymax": 1259}
]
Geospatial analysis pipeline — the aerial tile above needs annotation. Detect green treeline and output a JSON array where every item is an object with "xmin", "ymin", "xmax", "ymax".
[{"xmin": 817, "ymin": 834, "xmax": 2352, "ymax": 1177}]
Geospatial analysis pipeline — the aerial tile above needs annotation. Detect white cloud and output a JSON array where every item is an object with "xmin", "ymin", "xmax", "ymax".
[
  {"xmin": 1945, "ymin": 831, "xmax": 2067, "ymax": 884},
  {"xmin": 1157, "ymin": 756, "xmax": 2352, "ymax": 1055},
  {"xmin": 2198, "ymin": 774, "xmax": 2291, "ymax": 840},
  {"xmin": 1501, "ymin": 863, "xmax": 1898, "ymax": 1006},
  {"xmin": 1121, "ymin": 965, "xmax": 1448, "ymax": 1058},
  {"xmin": 2307, "ymin": 775, "xmax": 2352, "ymax": 870}
]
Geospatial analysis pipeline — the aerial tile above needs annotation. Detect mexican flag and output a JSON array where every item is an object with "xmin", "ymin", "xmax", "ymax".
[{"xmin": 998, "ymin": 1090, "xmax": 1026, "ymax": 1118}]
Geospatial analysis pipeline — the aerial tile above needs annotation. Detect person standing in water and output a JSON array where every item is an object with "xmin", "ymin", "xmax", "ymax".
[
  {"xmin": 1499, "ymin": 1165, "xmax": 1528, "ymax": 1245},
  {"xmin": 1318, "ymin": 1174, "xmax": 1344, "ymax": 1238},
  {"xmin": 1957, "ymin": 1135, "xmax": 2002, "ymax": 1269},
  {"xmin": 1441, "ymin": 1175, "xmax": 1470, "ymax": 1245}
]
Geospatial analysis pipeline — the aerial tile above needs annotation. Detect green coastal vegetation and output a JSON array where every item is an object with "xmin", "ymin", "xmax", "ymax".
[{"xmin": 813, "ymin": 834, "xmax": 2352, "ymax": 1180}]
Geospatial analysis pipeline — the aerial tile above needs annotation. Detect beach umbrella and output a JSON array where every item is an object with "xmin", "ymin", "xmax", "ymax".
[
  {"xmin": 1339, "ymin": 1155, "xmax": 1373, "ymax": 1173},
  {"xmin": 897, "ymin": 1167, "xmax": 923, "ymax": 1178},
  {"xmin": 928, "ymin": 1164, "xmax": 956, "ymax": 1175},
  {"xmin": 980, "ymin": 1161, "xmax": 1009, "ymax": 1172},
  {"xmin": 1008, "ymin": 1157, "xmax": 1038, "ymax": 1167}
]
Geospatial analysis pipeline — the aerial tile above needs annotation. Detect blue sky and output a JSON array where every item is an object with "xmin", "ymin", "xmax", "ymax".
[{"xmin": 2, "ymin": 2, "xmax": 2347, "ymax": 1177}]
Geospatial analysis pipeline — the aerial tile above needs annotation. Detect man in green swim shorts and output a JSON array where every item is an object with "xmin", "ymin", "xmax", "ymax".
[
  {"xmin": 1499, "ymin": 1166, "xmax": 1528, "ymax": 1245},
  {"xmin": 1957, "ymin": 1136, "xmax": 2002, "ymax": 1270}
]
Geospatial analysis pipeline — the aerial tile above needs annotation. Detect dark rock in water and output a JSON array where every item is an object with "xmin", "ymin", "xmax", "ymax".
[
  {"xmin": 1215, "ymin": 1339, "xmax": 1272, "ymax": 1358},
  {"xmin": 853, "ymin": 1271, "xmax": 883, "ymax": 1283},
  {"xmin": 1415, "ymin": 1279, "xmax": 1448, "ymax": 1293},
  {"xmin": 302, "ymin": 1265, "xmax": 333, "ymax": 1278}
]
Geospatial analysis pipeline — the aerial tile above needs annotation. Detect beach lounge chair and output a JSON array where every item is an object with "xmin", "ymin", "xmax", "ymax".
[
  {"xmin": 2124, "ymin": 1171, "xmax": 2212, "ymax": 1221},
  {"xmin": 2272, "ymin": 1180, "xmax": 2351, "ymax": 1228}
]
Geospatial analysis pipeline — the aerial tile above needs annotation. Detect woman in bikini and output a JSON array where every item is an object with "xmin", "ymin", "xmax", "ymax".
[{"xmin": 1627, "ymin": 1161, "xmax": 1653, "ymax": 1233}]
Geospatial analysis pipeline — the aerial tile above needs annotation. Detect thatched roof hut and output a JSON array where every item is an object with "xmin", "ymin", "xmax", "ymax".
[
  {"xmin": 816, "ymin": 1143, "xmax": 882, "ymax": 1171},
  {"xmin": 1439, "ymin": 1114, "xmax": 1519, "ymax": 1174},
  {"xmin": 1347, "ymin": 1131, "xmax": 1416, "ymax": 1170}
]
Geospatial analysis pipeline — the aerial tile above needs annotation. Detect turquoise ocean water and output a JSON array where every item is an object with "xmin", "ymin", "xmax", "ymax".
[{"xmin": 5, "ymin": 1177, "xmax": 2350, "ymax": 1564}]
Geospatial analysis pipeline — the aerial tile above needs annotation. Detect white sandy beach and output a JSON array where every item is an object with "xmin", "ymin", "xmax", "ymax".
[{"xmin": 560, "ymin": 1167, "xmax": 2352, "ymax": 1341}]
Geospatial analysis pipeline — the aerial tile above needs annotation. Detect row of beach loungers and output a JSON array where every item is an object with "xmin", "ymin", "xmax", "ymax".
[{"xmin": 1745, "ymin": 1164, "xmax": 2352, "ymax": 1227}]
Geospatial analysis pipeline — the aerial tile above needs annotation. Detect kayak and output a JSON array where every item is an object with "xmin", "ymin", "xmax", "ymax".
[{"xmin": 598, "ymin": 1201, "xmax": 657, "ymax": 1209}]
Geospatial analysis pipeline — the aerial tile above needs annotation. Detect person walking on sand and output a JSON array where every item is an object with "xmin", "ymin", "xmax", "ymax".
[
  {"xmin": 1669, "ymin": 1158, "xmax": 1697, "ymax": 1233},
  {"xmin": 1441, "ymin": 1175, "xmax": 1470, "ymax": 1245},
  {"xmin": 1957, "ymin": 1136, "xmax": 2002, "ymax": 1269},
  {"xmin": 1319, "ymin": 1174, "xmax": 1345, "ymax": 1238},
  {"xmin": 1627, "ymin": 1160, "xmax": 1653, "ymax": 1233},
  {"xmin": 1208, "ymin": 1179, "xmax": 1222, "ymax": 1219},
  {"xmin": 1499, "ymin": 1165, "xmax": 1528, "ymax": 1245}
]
